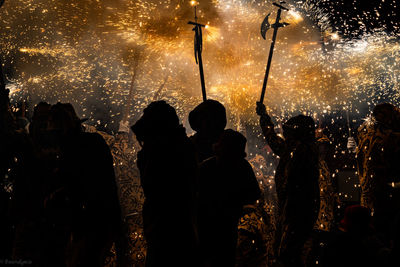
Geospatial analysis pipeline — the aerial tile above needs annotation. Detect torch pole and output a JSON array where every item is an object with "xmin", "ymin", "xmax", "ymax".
[
  {"xmin": 197, "ymin": 28, "xmax": 207, "ymax": 102},
  {"xmin": 259, "ymin": 2, "xmax": 289, "ymax": 104},
  {"xmin": 259, "ymin": 9, "xmax": 281, "ymax": 104}
]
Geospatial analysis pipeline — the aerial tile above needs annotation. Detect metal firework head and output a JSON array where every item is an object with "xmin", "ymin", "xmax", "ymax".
[
  {"xmin": 193, "ymin": 25, "xmax": 202, "ymax": 64},
  {"xmin": 188, "ymin": 21, "xmax": 205, "ymax": 65},
  {"xmin": 258, "ymin": 2, "xmax": 290, "ymax": 104},
  {"xmin": 261, "ymin": 13, "xmax": 271, "ymax": 40},
  {"xmin": 260, "ymin": 2, "xmax": 290, "ymax": 40},
  {"xmin": 188, "ymin": 3, "xmax": 207, "ymax": 101}
]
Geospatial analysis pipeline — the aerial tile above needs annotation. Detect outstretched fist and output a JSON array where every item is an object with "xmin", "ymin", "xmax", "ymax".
[{"xmin": 256, "ymin": 102, "xmax": 273, "ymax": 129}]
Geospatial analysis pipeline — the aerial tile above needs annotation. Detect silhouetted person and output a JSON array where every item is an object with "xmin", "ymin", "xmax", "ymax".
[
  {"xmin": 29, "ymin": 102, "xmax": 51, "ymax": 146},
  {"xmin": 0, "ymin": 89, "xmax": 34, "ymax": 260},
  {"xmin": 0, "ymin": 89, "xmax": 20, "ymax": 258},
  {"xmin": 256, "ymin": 103, "xmax": 319, "ymax": 267},
  {"xmin": 198, "ymin": 129, "xmax": 261, "ymax": 267},
  {"xmin": 356, "ymin": 103, "xmax": 400, "ymax": 240},
  {"xmin": 12, "ymin": 102, "xmax": 53, "ymax": 263},
  {"xmin": 43, "ymin": 103, "xmax": 122, "ymax": 267},
  {"xmin": 324, "ymin": 205, "xmax": 387, "ymax": 267},
  {"xmin": 0, "ymin": 88, "xmax": 16, "ymax": 258},
  {"xmin": 131, "ymin": 100, "xmax": 199, "ymax": 267},
  {"xmin": 189, "ymin": 99, "xmax": 227, "ymax": 162}
]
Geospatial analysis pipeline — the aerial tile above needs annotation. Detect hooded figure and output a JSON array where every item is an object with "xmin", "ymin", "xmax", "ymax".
[
  {"xmin": 131, "ymin": 101, "xmax": 199, "ymax": 267},
  {"xmin": 257, "ymin": 103, "xmax": 319, "ymax": 267},
  {"xmin": 189, "ymin": 99, "xmax": 227, "ymax": 162},
  {"xmin": 356, "ymin": 103, "xmax": 400, "ymax": 239}
]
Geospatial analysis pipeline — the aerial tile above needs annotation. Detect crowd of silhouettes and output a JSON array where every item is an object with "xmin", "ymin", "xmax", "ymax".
[
  {"xmin": 1, "ymin": 89, "xmax": 124, "ymax": 266},
  {"xmin": 2, "ymin": 83, "xmax": 400, "ymax": 267}
]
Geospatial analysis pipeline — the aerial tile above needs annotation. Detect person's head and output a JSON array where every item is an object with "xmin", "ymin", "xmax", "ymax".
[
  {"xmin": 340, "ymin": 205, "xmax": 372, "ymax": 233},
  {"xmin": 131, "ymin": 100, "xmax": 180, "ymax": 145},
  {"xmin": 62, "ymin": 103, "xmax": 82, "ymax": 128},
  {"xmin": 283, "ymin": 115, "xmax": 315, "ymax": 142},
  {"xmin": 30, "ymin": 102, "xmax": 51, "ymax": 137},
  {"xmin": 32, "ymin": 102, "xmax": 51, "ymax": 123},
  {"xmin": 49, "ymin": 102, "xmax": 82, "ymax": 135},
  {"xmin": 373, "ymin": 103, "xmax": 400, "ymax": 130},
  {"xmin": 214, "ymin": 129, "xmax": 247, "ymax": 160},
  {"xmin": 189, "ymin": 99, "xmax": 227, "ymax": 139}
]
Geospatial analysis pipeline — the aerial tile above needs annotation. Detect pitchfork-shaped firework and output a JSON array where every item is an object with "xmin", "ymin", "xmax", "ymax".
[
  {"xmin": 188, "ymin": 1, "xmax": 207, "ymax": 102},
  {"xmin": 258, "ymin": 2, "xmax": 290, "ymax": 104}
]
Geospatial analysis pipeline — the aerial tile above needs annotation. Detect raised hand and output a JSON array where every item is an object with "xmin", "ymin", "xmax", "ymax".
[
  {"xmin": 256, "ymin": 101, "xmax": 266, "ymax": 116},
  {"xmin": 256, "ymin": 102, "xmax": 274, "ymax": 129}
]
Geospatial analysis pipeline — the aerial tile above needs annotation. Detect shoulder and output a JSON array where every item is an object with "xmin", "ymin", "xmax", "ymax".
[
  {"xmin": 81, "ymin": 131, "xmax": 102, "ymax": 140},
  {"xmin": 200, "ymin": 156, "xmax": 217, "ymax": 168},
  {"xmin": 80, "ymin": 132, "xmax": 112, "ymax": 154},
  {"xmin": 240, "ymin": 158, "xmax": 256, "ymax": 173},
  {"xmin": 81, "ymin": 132, "xmax": 108, "ymax": 144},
  {"xmin": 183, "ymin": 134, "xmax": 196, "ymax": 152},
  {"xmin": 189, "ymin": 132, "xmax": 199, "ymax": 142}
]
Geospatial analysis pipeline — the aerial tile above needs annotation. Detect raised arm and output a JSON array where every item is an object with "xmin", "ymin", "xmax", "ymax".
[{"xmin": 256, "ymin": 102, "xmax": 286, "ymax": 156}]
